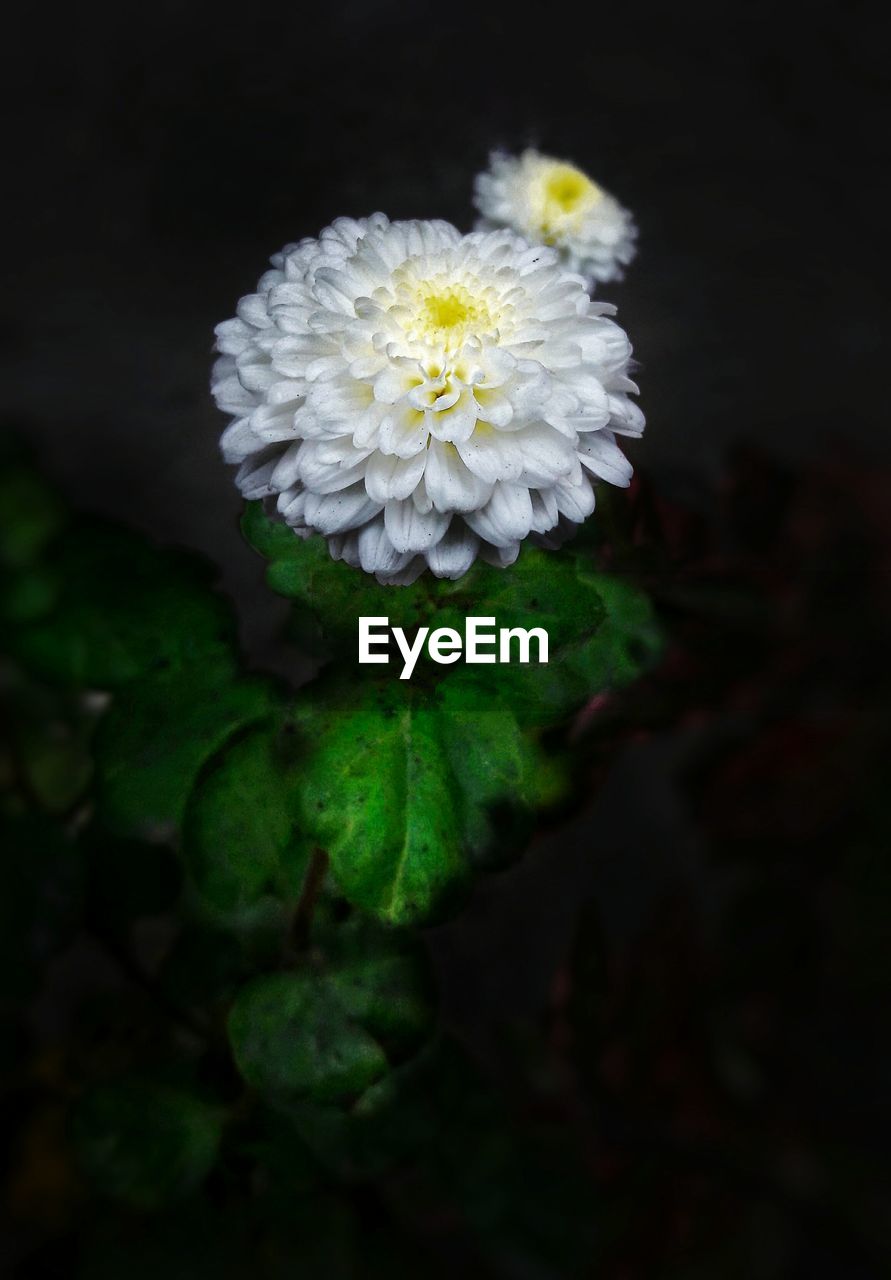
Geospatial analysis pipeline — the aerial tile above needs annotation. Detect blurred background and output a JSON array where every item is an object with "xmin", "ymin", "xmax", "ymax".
[{"xmin": 2, "ymin": 1, "xmax": 889, "ymax": 1275}]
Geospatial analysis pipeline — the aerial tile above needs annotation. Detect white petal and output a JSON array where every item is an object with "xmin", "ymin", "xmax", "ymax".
[
  {"xmin": 425, "ymin": 524, "xmax": 480, "ymax": 579},
  {"xmin": 377, "ymin": 556, "xmax": 427, "ymax": 586},
  {"xmin": 516, "ymin": 425, "xmax": 580, "ymax": 486},
  {"xmin": 378, "ymin": 403, "xmax": 429, "ymax": 457},
  {"xmin": 249, "ymin": 403, "xmax": 301, "ymax": 445},
  {"xmin": 357, "ymin": 520, "xmax": 415, "ymax": 576},
  {"xmin": 270, "ymin": 443, "xmax": 306, "ymax": 490},
  {"xmin": 428, "ymin": 389, "xmax": 478, "ymax": 445},
  {"xmin": 220, "ymin": 417, "xmax": 258, "ymax": 464},
  {"xmin": 277, "ymin": 488, "xmax": 307, "ymax": 524},
  {"xmin": 529, "ymin": 487, "xmax": 559, "ymax": 534},
  {"xmin": 213, "ymin": 372, "xmax": 260, "ymax": 417},
  {"xmin": 479, "ymin": 541, "xmax": 520, "ymax": 567},
  {"xmin": 384, "ymin": 500, "xmax": 451, "ymax": 553},
  {"xmin": 457, "ymin": 424, "xmax": 526, "ymax": 484},
  {"xmin": 472, "ymin": 386, "xmax": 513, "ymax": 429},
  {"xmin": 364, "ymin": 449, "xmax": 427, "ymax": 502},
  {"xmin": 304, "ymin": 484, "xmax": 382, "ymax": 535},
  {"xmin": 554, "ymin": 475, "xmax": 596, "ymax": 523},
  {"xmin": 235, "ymin": 450, "xmax": 284, "ymax": 500},
  {"xmin": 577, "ymin": 430, "xmax": 633, "ymax": 487},
  {"xmin": 298, "ymin": 440, "xmax": 371, "ymax": 493},
  {"xmin": 214, "ymin": 317, "xmax": 254, "ymax": 356},
  {"xmin": 424, "ymin": 440, "xmax": 493, "ymax": 513},
  {"xmin": 608, "ymin": 393, "xmax": 645, "ymax": 438},
  {"xmin": 465, "ymin": 482, "xmax": 533, "ymax": 547}
]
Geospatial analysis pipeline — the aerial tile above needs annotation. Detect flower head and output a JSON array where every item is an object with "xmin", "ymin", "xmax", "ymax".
[
  {"xmin": 212, "ymin": 215, "xmax": 643, "ymax": 584},
  {"xmin": 473, "ymin": 150, "xmax": 637, "ymax": 287}
]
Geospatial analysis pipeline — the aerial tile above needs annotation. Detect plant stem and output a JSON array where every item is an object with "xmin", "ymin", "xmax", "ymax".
[{"xmin": 291, "ymin": 846, "xmax": 329, "ymax": 953}]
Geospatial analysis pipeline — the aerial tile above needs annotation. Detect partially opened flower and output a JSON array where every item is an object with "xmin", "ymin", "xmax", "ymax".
[
  {"xmin": 473, "ymin": 150, "xmax": 637, "ymax": 287},
  {"xmin": 212, "ymin": 215, "xmax": 643, "ymax": 584}
]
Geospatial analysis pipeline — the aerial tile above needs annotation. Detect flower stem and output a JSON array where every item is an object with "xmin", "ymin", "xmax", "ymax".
[{"xmin": 291, "ymin": 846, "xmax": 329, "ymax": 953}]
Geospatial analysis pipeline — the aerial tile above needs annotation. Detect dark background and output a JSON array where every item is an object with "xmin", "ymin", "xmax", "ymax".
[{"xmin": 3, "ymin": 1, "xmax": 890, "ymax": 1275}]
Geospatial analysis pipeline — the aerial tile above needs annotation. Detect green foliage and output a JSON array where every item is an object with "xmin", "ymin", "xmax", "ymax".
[
  {"xmin": 94, "ymin": 666, "xmax": 275, "ymax": 836},
  {"xmin": 228, "ymin": 920, "xmax": 433, "ymax": 1104},
  {"xmin": 10, "ymin": 521, "xmax": 238, "ymax": 689},
  {"xmin": 73, "ymin": 1077, "xmax": 224, "ymax": 1209},
  {"xmin": 183, "ymin": 720, "xmax": 309, "ymax": 919},
  {"xmin": 2, "ymin": 671, "xmax": 98, "ymax": 814},
  {"xmin": 243, "ymin": 502, "xmax": 661, "ymax": 725},
  {"xmin": 1, "ymin": 452, "xmax": 667, "ymax": 1276},
  {"xmin": 242, "ymin": 502, "xmax": 430, "ymax": 643},
  {"xmin": 295, "ymin": 681, "xmax": 465, "ymax": 925},
  {"xmin": 235, "ymin": 506, "xmax": 662, "ymax": 921},
  {"xmin": 0, "ymin": 461, "xmax": 66, "ymax": 570},
  {"xmin": 295, "ymin": 677, "xmax": 559, "ymax": 924}
]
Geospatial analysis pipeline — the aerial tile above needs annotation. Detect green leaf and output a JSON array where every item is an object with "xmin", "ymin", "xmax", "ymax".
[
  {"xmin": 243, "ymin": 504, "xmax": 661, "ymax": 725},
  {"xmin": 11, "ymin": 521, "xmax": 237, "ymax": 689},
  {"xmin": 0, "ymin": 563, "xmax": 58, "ymax": 625},
  {"xmin": 228, "ymin": 974, "xmax": 385, "ymax": 1104},
  {"xmin": 73, "ymin": 1078, "xmax": 223, "ymax": 1210},
  {"xmin": 322, "ymin": 915, "xmax": 435, "ymax": 1053},
  {"xmin": 296, "ymin": 678, "xmax": 557, "ymax": 924},
  {"xmin": 182, "ymin": 721, "xmax": 309, "ymax": 917},
  {"xmin": 241, "ymin": 502, "xmax": 429, "ymax": 647},
  {"xmin": 437, "ymin": 680, "xmax": 566, "ymax": 864},
  {"xmin": 95, "ymin": 665, "xmax": 275, "ymax": 836},
  {"xmin": 3, "ymin": 673, "xmax": 100, "ymax": 814},
  {"xmin": 17, "ymin": 715, "xmax": 95, "ymax": 813},
  {"xmin": 297, "ymin": 681, "xmax": 465, "ymax": 924},
  {"xmin": 227, "ymin": 922, "xmax": 432, "ymax": 1104},
  {"xmin": 0, "ymin": 464, "xmax": 66, "ymax": 569},
  {"xmin": 566, "ymin": 569, "xmax": 664, "ymax": 691},
  {"xmin": 444, "ymin": 558, "xmax": 663, "ymax": 727}
]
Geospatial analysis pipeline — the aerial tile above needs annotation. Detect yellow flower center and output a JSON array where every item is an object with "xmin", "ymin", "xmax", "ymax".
[
  {"xmin": 422, "ymin": 290, "xmax": 472, "ymax": 330},
  {"xmin": 544, "ymin": 166, "xmax": 593, "ymax": 211},
  {"xmin": 534, "ymin": 162, "xmax": 602, "ymax": 241},
  {"xmin": 401, "ymin": 280, "xmax": 500, "ymax": 351}
]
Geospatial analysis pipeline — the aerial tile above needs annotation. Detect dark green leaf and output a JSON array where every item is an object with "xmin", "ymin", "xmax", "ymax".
[
  {"xmin": 243, "ymin": 504, "xmax": 661, "ymax": 726},
  {"xmin": 0, "ymin": 563, "xmax": 58, "ymax": 625},
  {"xmin": 241, "ymin": 502, "xmax": 429, "ymax": 647},
  {"xmin": 0, "ymin": 464, "xmax": 66, "ymax": 569},
  {"xmin": 437, "ymin": 680, "xmax": 566, "ymax": 863},
  {"xmin": 73, "ymin": 1078, "xmax": 223, "ymax": 1210},
  {"xmin": 95, "ymin": 665, "xmax": 275, "ymax": 836},
  {"xmin": 182, "ymin": 721, "xmax": 308, "ymax": 918},
  {"xmin": 228, "ymin": 971, "xmax": 387, "ymax": 1104},
  {"xmin": 11, "ymin": 521, "xmax": 237, "ymax": 688},
  {"xmin": 227, "ymin": 925, "xmax": 432, "ymax": 1104},
  {"xmin": 297, "ymin": 678, "xmax": 557, "ymax": 924},
  {"xmin": 297, "ymin": 681, "xmax": 465, "ymax": 925},
  {"xmin": 445, "ymin": 560, "xmax": 663, "ymax": 727},
  {"xmin": 3, "ymin": 673, "xmax": 99, "ymax": 814}
]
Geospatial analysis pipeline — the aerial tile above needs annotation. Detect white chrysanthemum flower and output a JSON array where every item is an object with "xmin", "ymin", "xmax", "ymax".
[
  {"xmin": 473, "ymin": 150, "xmax": 637, "ymax": 287},
  {"xmin": 212, "ymin": 214, "xmax": 643, "ymax": 584}
]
